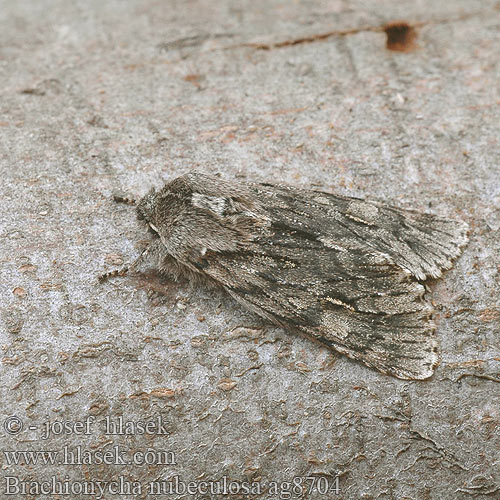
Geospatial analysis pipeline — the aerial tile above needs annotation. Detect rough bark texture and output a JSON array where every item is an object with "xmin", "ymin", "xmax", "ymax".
[{"xmin": 1, "ymin": 1, "xmax": 499, "ymax": 499}]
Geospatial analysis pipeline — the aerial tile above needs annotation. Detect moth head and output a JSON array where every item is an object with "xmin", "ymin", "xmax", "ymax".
[
  {"xmin": 136, "ymin": 188, "xmax": 159, "ymax": 231},
  {"xmin": 134, "ymin": 174, "xmax": 266, "ymax": 259},
  {"xmin": 136, "ymin": 184, "xmax": 189, "ymax": 238}
]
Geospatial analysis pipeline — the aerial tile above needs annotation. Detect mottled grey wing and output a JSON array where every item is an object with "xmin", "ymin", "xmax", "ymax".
[
  {"xmin": 201, "ymin": 232, "xmax": 437, "ymax": 380},
  {"xmin": 250, "ymin": 183, "xmax": 469, "ymax": 281},
  {"xmin": 199, "ymin": 183, "xmax": 468, "ymax": 380}
]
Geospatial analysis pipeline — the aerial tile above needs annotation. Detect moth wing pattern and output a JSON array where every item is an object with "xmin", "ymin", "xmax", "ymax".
[
  {"xmin": 216, "ymin": 249, "xmax": 437, "ymax": 380},
  {"xmin": 135, "ymin": 173, "xmax": 469, "ymax": 380},
  {"xmin": 250, "ymin": 182, "xmax": 469, "ymax": 282}
]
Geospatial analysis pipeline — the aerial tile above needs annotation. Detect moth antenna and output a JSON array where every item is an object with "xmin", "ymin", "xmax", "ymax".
[
  {"xmin": 113, "ymin": 194, "xmax": 137, "ymax": 205},
  {"xmin": 98, "ymin": 241, "xmax": 158, "ymax": 284},
  {"xmin": 98, "ymin": 266, "xmax": 130, "ymax": 283}
]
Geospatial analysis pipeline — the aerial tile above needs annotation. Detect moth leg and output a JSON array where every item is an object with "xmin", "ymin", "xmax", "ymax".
[{"xmin": 98, "ymin": 238, "xmax": 163, "ymax": 283}]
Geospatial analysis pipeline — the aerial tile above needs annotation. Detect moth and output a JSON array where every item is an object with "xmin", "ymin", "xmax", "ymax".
[{"xmin": 100, "ymin": 172, "xmax": 469, "ymax": 380}]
